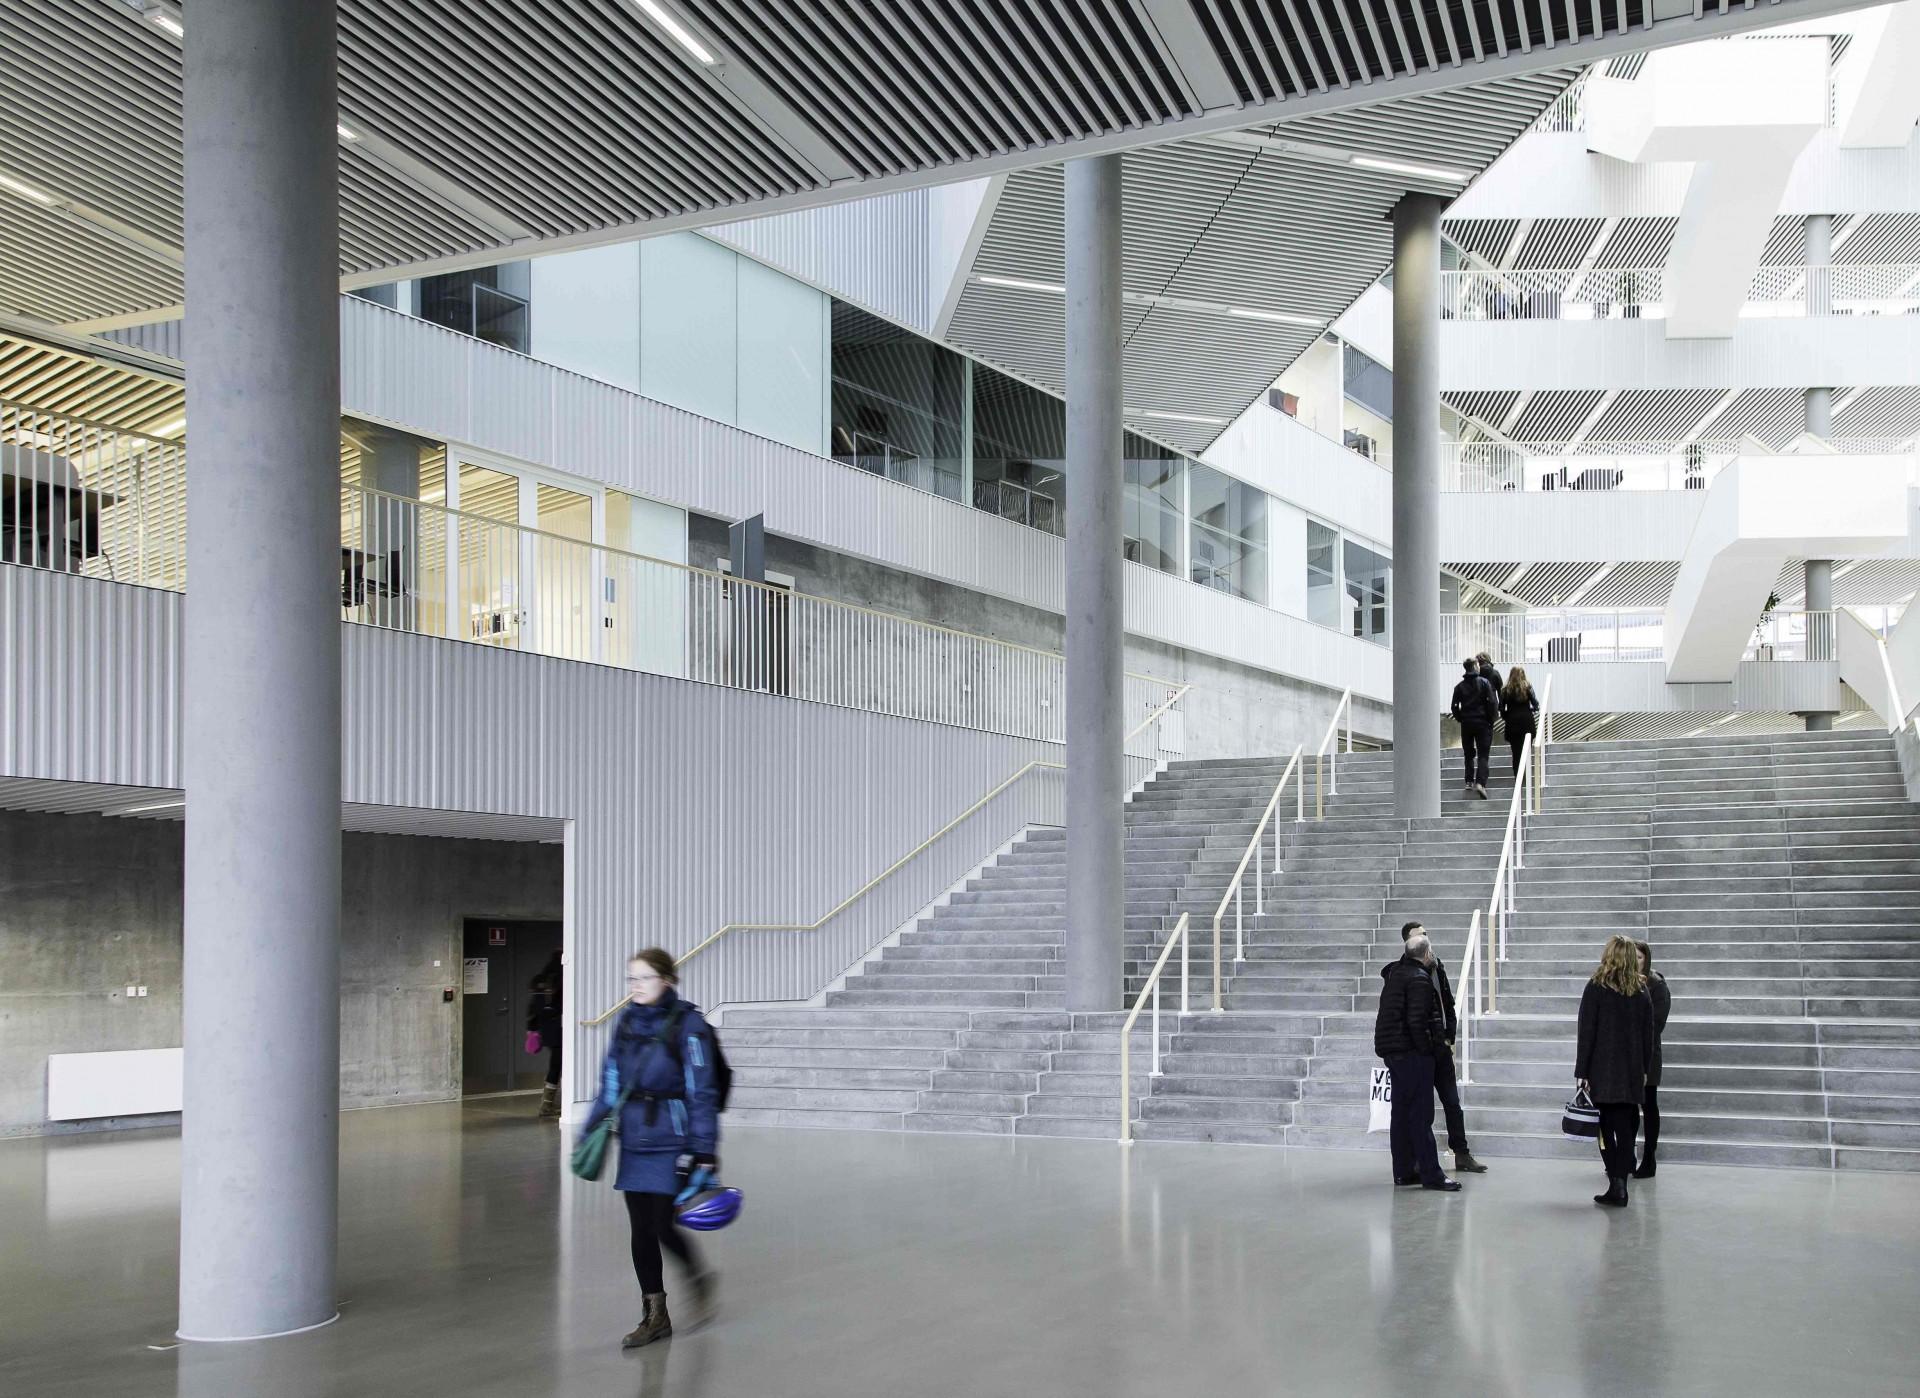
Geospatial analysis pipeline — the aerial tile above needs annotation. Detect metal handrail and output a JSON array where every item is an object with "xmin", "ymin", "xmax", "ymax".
[
  {"xmin": 1483, "ymin": 730, "xmax": 1537, "ymax": 1015},
  {"xmin": 582, "ymin": 684, "xmax": 1194, "ymax": 1026},
  {"xmin": 1209, "ymin": 745, "xmax": 1304, "ymax": 1012},
  {"xmin": 1313, "ymin": 688, "xmax": 1354, "ymax": 819},
  {"xmin": 1532, "ymin": 675, "xmax": 1553, "ymax": 808},
  {"xmin": 1118, "ymin": 912, "xmax": 1192, "ymax": 1144},
  {"xmin": 1456, "ymin": 909, "xmax": 1482, "ymax": 1085}
]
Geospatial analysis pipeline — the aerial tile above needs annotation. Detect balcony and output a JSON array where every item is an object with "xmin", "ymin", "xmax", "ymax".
[{"xmin": 1440, "ymin": 263, "xmax": 1920, "ymax": 324}]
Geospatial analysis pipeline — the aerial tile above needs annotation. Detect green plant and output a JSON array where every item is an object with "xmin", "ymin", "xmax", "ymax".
[{"xmin": 1755, "ymin": 590, "xmax": 1782, "ymax": 635}]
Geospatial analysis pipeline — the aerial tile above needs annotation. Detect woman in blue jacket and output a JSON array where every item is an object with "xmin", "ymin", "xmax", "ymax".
[{"xmin": 582, "ymin": 947, "xmax": 720, "ymax": 1348}]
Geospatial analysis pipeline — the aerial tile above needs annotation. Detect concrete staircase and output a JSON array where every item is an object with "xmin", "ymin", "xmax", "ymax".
[{"xmin": 723, "ymin": 728, "xmax": 1920, "ymax": 1170}]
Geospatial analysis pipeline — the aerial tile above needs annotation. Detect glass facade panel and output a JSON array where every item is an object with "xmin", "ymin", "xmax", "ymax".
[
  {"xmin": 1343, "ymin": 537, "xmax": 1391, "ymax": 645},
  {"xmin": 418, "ymin": 264, "xmax": 530, "ymax": 353},
  {"xmin": 830, "ymin": 302, "xmax": 966, "ymax": 501},
  {"xmin": 971, "ymin": 364, "xmax": 1065, "ymax": 536},
  {"xmin": 1123, "ymin": 434, "xmax": 1183, "ymax": 577},
  {"xmin": 1342, "ymin": 343, "xmax": 1393, "ymax": 421},
  {"xmin": 1187, "ymin": 463, "xmax": 1267, "ymax": 603},
  {"xmin": 1306, "ymin": 520, "xmax": 1340, "ymax": 627}
]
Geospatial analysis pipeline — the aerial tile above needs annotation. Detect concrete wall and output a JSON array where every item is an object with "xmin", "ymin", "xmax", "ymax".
[
  {"xmin": 0, "ymin": 809, "xmax": 561, "ymax": 1137},
  {"xmin": 687, "ymin": 514, "xmax": 1394, "ymax": 757}
]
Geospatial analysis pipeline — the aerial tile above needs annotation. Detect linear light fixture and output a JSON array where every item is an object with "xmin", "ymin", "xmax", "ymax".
[
  {"xmin": 148, "ymin": 11, "xmax": 184, "ymax": 38},
  {"xmin": 1139, "ymin": 409, "xmax": 1229, "ymax": 426},
  {"xmin": 1350, "ymin": 154, "xmax": 1472, "ymax": 184},
  {"xmin": 337, "ymin": 123, "xmax": 361, "ymax": 142},
  {"xmin": 117, "ymin": 798, "xmax": 184, "ymax": 815},
  {"xmin": 975, "ymin": 273, "xmax": 1067, "ymax": 294},
  {"xmin": 151, "ymin": 416, "xmax": 186, "ymax": 438},
  {"xmin": 633, "ymin": 0, "xmax": 717, "ymax": 64},
  {"xmin": 1226, "ymin": 306, "xmax": 1323, "ymax": 328},
  {"xmin": 0, "ymin": 172, "xmax": 56, "ymax": 206}
]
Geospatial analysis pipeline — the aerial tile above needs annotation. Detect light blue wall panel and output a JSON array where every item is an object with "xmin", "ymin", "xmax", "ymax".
[
  {"xmin": 736, "ymin": 255, "xmax": 828, "ymax": 455},
  {"xmin": 529, "ymin": 243, "xmax": 641, "ymax": 392},
  {"xmin": 640, "ymin": 232, "xmax": 737, "ymax": 424}
]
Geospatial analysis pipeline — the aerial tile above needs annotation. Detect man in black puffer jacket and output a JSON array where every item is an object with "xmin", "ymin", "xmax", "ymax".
[{"xmin": 1374, "ymin": 933, "xmax": 1459, "ymax": 1191}]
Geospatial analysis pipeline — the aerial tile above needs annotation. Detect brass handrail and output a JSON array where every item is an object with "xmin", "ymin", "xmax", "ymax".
[
  {"xmin": 1209, "ymin": 746, "xmax": 1303, "ymax": 1012},
  {"xmin": 582, "ymin": 684, "xmax": 1193, "ymax": 1026},
  {"xmin": 1118, "ymin": 912, "xmax": 1192, "ymax": 1144}
]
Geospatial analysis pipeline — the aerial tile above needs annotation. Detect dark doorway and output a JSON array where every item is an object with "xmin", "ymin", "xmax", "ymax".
[{"xmin": 461, "ymin": 918, "xmax": 563, "ymax": 1095}]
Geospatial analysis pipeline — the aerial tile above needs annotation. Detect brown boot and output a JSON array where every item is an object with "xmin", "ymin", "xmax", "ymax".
[
  {"xmin": 539, "ymin": 1084, "xmax": 560, "ymax": 1119},
  {"xmin": 621, "ymin": 1293, "xmax": 672, "ymax": 1348}
]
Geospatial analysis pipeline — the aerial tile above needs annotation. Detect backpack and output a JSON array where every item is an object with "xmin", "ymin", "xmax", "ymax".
[{"xmin": 653, "ymin": 1003, "xmax": 735, "ymax": 1112}]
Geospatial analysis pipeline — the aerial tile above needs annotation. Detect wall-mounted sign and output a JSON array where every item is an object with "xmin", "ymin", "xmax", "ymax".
[
  {"xmin": 488, "ymin": 927, "xmax": 507, "ymax": 946},
  {"xmin": 462, "ymin": 958, "xmax": 489, "ymax": 995}
]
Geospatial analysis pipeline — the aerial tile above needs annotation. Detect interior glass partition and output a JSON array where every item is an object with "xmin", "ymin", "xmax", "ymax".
[
  {"xmin": 1188, "ymin": 462, "xmax": 1267, "ymax": 603},
  {"xmin": 1123, "ymin": 434, "xmax": 1184, "ymax": 578},
  {"xmin": 830, "ymin": 302, "xmax": 966, "ymax": 501},
  {"xmin": 971, "ymin": 364, "xmax": 1066, "ymax": 535}
]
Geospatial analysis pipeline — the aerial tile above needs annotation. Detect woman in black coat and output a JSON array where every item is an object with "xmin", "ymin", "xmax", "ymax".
[
  {"xmin": 1500, "ymin": 666, "xmax": 1540, "ymax": 778},
  {"xmin": 1575, "ymin": 935, "xmax": 1656, "ymax": 1207},
  {"xmin": 1634, "ymin": 941, "xmax": 1672, "ymax": 1178}
]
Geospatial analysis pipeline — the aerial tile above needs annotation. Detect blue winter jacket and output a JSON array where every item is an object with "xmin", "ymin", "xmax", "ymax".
[{"xmin": 582, "ymin": 990, "xmax": 720, "ymax": 1194}]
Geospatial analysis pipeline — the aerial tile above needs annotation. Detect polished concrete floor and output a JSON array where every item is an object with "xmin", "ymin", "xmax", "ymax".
[{"xmin": 3, "ymin": 1100, "xmax": 1918, "ymax": 1398}]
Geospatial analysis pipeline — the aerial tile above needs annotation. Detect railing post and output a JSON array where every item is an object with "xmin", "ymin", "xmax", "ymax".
[
  {"xmin": 1119, "ymin": 1032, "xmax": 1131, "ymax": 1144},
  {"xmin": 1254, "ymin": 839, "xmax": 1263, "ymax": 917},
  {"xmin": 1234, "ymin": 886, "xmax": 1243, "ymax": 965},
  {"xmin": 1316, "ymin": 754, "xmax": 1325, "ymax": 819},
  {"xmin": 1181, "ymin": 922, "xmax": 1189, "ymax": 1016},
  {"xmin": 1212, "ymin": 914, "xmax": 1224, "ymax": 1013},
  {"xmin": 1150, "ymin": 984, "xmax": 1162, "ymax": 1077}
]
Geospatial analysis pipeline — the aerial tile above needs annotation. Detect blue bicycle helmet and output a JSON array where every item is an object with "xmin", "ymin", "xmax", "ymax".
[{"xmin": 676, "ymin": 1186, "xmax": 744, "ymax": 1231}]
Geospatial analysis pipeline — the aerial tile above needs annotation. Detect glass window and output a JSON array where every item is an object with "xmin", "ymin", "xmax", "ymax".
[
  {"xmin": 1342, "ymin": 343, "xmax": 1393, "ymax": 422},
  {"xmin": 1344, "ymin": 537, "xmax": 1391, "ymax": 645},
  {"xmin": 1188, "ymin": 462, "xmax": 1267, "ymax": 603},
  {"xmin": 830, "ymin": 302, "xmax": 966, "ymax": 502},
  {"xmin": 970, "ymin": 364, "xmax": 1065, "ymax": 536},
  {"xmin": 1123, "ymin": 434, "xmax": 1183, "ymax": 577},
  {"xmin": 418, "ymin": 264, "xmax": 530, "ymax": 353},
  {"xmin": 1307, "ymin": 520, "xmax": 1340, "ymax": 627}
]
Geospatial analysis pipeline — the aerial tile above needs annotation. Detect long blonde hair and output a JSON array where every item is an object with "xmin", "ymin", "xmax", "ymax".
[
  {"xmin": 1592, "ymin": 935, "xmax": 1646, "ymax": 996},
  {"xmin": 1504, "ymin": 665, "xmax": 1531, "ymax": 700}
]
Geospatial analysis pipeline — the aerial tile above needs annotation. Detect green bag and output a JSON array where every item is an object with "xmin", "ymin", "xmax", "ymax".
[{"xmin": 570, "ymin": 1078, "xmax": 635, "ymax": 1182}]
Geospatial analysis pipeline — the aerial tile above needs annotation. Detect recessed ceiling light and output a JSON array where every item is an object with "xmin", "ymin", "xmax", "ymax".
[
  {"xmin": 0, "ymin": 173, "xmax": 56, "ymax": 206},
  {"xmin": 1139, "ymin": 409, "xmax": 1229, "ymax": 426},
  {"xmin": 151, "ymin": 416, "xmax": 186, "ymax": 438},
  {"xmin": 974, "ymin": 274, "xmax": 1067, "ymax": 295},
  {"xmin": 117, "ymin": 797, "xmax": 184, "ymax": 815},
  {"xmin": 1350, "ymin": 154, "xmax": 1472, "ymax": 183},
  {"xmin": 633, "ymin": 0, "xmax": 716, "ymax": 64},
  {"xmin": 1226, "ymin": 306, "xmax": 1323, "ymax": 328},
  {"xmin": 148, "ymin": 12, "xmax": 184, "ymax": 38},
  {"xmin": 337, "ymin": 123, "xmax": 360, "ymax": 141}
]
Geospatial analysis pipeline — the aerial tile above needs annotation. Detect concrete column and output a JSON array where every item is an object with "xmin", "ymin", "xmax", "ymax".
[
  {"xmin": 1805, "ymin": 214, "xmax": 1833, "ymax": 319},
  {"xmin": 1802, "ymin": 213, "xmax": 1838, "ymax": 730},
  {"xmin": 1805, "ymin": 386, "xmax": 1833, "ymax": 439},
  {"xmin": 179, "ymin": 0, "xmax": 343, "ymax": 1341},
  {"xmin": 1391, "ymin": 194, "xmax": 1445, "ymax": 820},
  {"xmin": 1063, "ymin": 154, "xmax": 1125, "ymax": 1013},
  {"xmin": 1804, "ymin": 558, "xmax": 1836, "ymax": 729}
]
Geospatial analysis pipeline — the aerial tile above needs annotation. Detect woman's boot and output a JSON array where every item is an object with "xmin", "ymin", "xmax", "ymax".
[
  {"xmin": 539, "ymin": 1084, "xmax": 560, "ymax": 1119},
  {"xmin": 1593, "ymin": 1176, "xmax": 1629, "ymax": 1207},
  {"xmin": 1632, "ymin": 1146, "xmax": 1656, "ymax": 1179},
  {"xmin": 622, "ymin": 1293, "xmax": 672, "ymax": 1348}
]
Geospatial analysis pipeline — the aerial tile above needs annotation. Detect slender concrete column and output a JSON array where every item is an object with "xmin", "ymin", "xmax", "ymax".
[
  {"xmin": 179, "ymin": 0, "xmax": 343, "ymax": 1340},
  {"xmin": 1804, "ymin": 558, "xmax": 1836, "ymax": 729},
  {"xmin": 1802, "ymin": 214, "xmax": 1838, "ymax": 731},
  {"xmin": 1805, "ymin": 386, "xmax": 1834, "ymax": 439},
  {"xmin": 1063, "ymin": 154, "xmax": 1125, "ymax": 1013},
  {"xmin": 1392, "ymin": 194, "xmax": 1445, "ymax": 820}
]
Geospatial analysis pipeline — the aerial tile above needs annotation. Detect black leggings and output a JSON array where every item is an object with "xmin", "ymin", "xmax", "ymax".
[
  {"xmin": 544, "ymin": 1038, "xmax": 562, "ymax": 1087},
  {"xmin": 1598, "ymin": 1103, "xmax": 1640, "ymax": 1179},
  {"xmin": 624, "ymin": 1190, "xmax": 701, "ymax": 1295},
  {"xmin": 1507, "ymin": 730, "xmax": 1531, "ymax": 774},
  {"xmin": 1642, "ymin": 1085, "xmax": 1660, "ymax": 1154}
]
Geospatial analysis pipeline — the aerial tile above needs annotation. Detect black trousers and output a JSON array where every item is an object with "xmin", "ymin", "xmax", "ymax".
[
  {"xmin": 544, "ymin": 1037, "xmax": 563, "ymax": 1087},
  {"xmin": 624, "ymin": 1190, "xmax": 702, "ymax": 1295},
  {"xmin": 1642, "ymin": 1085, "xmax": 1660, "ymax": 1155},
  {"xmin": 1598, "ymin": 1103, "xmax": 1640, "ymax": 1179},
  {"xmin": 1461, "ymin": 724, "xmax": 1491, "ymax": 787},
  {"xmin": 1433, "ymin": 1045, "xmax": 1470, "ymax": 1154},
  {"xmin": 1386, "ymin": 1054, "xmax": 1445, "ymax": 1185},
  {"xmin": 1506, "ymin": 727, "xmax": 1532, "ymax": 775}
]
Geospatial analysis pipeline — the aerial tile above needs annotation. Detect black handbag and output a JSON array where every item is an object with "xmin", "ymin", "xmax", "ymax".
[{"xmin": 1562, "ymin": 1086, "xmax": 1601, "ymax": 1139}]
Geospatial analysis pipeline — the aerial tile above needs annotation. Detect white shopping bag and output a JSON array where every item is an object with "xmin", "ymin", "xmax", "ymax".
[{"xmin": 1367, "ymin": 1065, "xmax": 1392, "ymax": 1133}]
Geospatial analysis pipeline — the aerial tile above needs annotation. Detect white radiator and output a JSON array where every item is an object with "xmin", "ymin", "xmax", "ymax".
[{"xmin": 47, "ymin": 1048, "xmax": 184, "ymax": 1121}]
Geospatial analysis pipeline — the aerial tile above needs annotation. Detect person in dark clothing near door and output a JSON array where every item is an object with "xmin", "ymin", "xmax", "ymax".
[
  {"xmin": 1634, "ymin": 940, "xmax": 1671, "ymax": 1178},
  {"xmin": 1500, "ymin": 666, "xmax": 1540, "ymax": 779},
  {"xmin": 1576, "ymin": 935, "xmax": 1656, "ymax": 1207},
  {"xmin": 1374, "ymin": 932, "xmax": 1461, "ymax": 1192},
  {"xmin": 1450, "ymin": 658, "xmax": 1497, "ymax": 799},
  {"xmin": 1401, "ymin": 922, "xmax": 1487, "ymax": 1174},
  {"xmin": 527, "ymin": 952, "xmax": 564, "ymax": 1119}
]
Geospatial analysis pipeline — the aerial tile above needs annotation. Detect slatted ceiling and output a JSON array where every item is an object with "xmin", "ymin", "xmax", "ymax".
[
  {"xmin": 1444, "ymin": 391, "xmax": 1522, "ymax": 433},
  {"xmin": 1576, "ymin": 560, "xmax": 1679, "ymax": 606},
  {"xmin": 1591, "ymin": 216, "xmax": 1675, "ymax": 270},
  {"xmin": 0, "ymin": 202, "xmax": 181, "ymax": 324},
  {"xmin": 1446, "ymin": 220, "xmax": 1522, "ymax": 265},
  {"xmin": 1759, "ymin": 214, "xmax": 1819, "ymax": 266},
  {"xmin": 1195, "ymin": 0, "xmax": 1646, "ymax": 102},
  {"xmin": 1833, "ymin": 385, "xmax": 1920, "ymax": 439},
  {"xmin": 0, "ymin": 335, "xmax": 181, "ymax": 433},
  {"xmin": 1706, "ymin": 386, "xmax": 1817, "ymax": 447},
  {"xmin": 336, "ymin": 147, "xmax": 501, "ymax": 265},
  {"xmin": 1509, "ymin": 389, "xmax": 1606, "ymax": 440},
  {"xmin": 1585, "ymin": 389, "xmax": 1726, "ymax": 443},
  {"xmin": 1820, "ymin": 560, "xmax": 1920, "ymax": 606},
  {"xmin": 1603, "ymin": 52, "xmax": 1650, "ymax": 79},
  {"xmin": 1515, "ymin": 217, "xmax": 1606, "ymax": 268},
  {"xmin": 1555, "ymin": 710, "xmax": 1868, "ymax": 743},
  {"xmin": 1835, "ymin": 212, "xmax": 1920, "ymax": 264}
]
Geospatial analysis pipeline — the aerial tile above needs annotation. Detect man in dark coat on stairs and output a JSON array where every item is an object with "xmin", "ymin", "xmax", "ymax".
[
  {"xmin": 1403, "ymin": 921, "xmax": 1488, "ymax": 1174},
  {"xmin": 1374, "ymin": 932, "xmax": 1461, "ymax": 1192}
]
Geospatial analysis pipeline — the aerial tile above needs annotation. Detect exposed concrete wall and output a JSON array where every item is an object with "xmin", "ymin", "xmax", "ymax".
[
  {"xmin": 0, "ymin": 810, "xmax": 562, "ymax": 1137},
  {"xmin": 688, "ymin": 515, "xmax": 1394, "ymax": 759}
]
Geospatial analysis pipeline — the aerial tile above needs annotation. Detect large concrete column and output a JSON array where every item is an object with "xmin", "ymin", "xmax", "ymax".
[
  {"xmin": 179, "ymin": 0, "xmax": 343, "ymax": 1341},
  {"xmin": 1391, "ymin": 194, "xmax": 1445, "ymax": 819},
  {"xmin": 1801, "ymin": 216, "xmax": 1838, "ymax": 731},
  {"xmin": 1063, "ymin": 154, "xmax": 1125, "ymax": 1013},
  {"xmin": 1804, "ymin": 558, "xmax": 1837, "ymax": 729}
]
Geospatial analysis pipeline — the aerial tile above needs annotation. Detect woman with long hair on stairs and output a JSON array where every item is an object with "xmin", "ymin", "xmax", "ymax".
[
  {"xmin": 1500, "ymin": 666, "xmax": 1540, "ymax": 780},
  {"xmin": 1634, "ymin": 940, "xmax": 1671, "ymax": 1178},
  {"xmin": 1576, "ymin": 935, "xmax": 1656, "ymax": 1208}
]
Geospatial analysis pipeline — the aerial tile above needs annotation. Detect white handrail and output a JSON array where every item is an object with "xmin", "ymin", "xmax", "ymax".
[
  {"xmin": 1313, "ymin": 688, "xmax": 1354, "ymax": 819},
  {"xmin": 1877, "ymin": 633, "xmax": 1907, "ymax": 735},
  {"xmin": 1457, "ymin": 909, "xmax": 1482, "ymax": 1085},
  {"xmin": 1118, "ymin": 912, "xmax": 1192, "ymax": 1144},
  {"xmin": 1484, "ymin": 730, "xmax": 1537, "ymax": 1012},
  {"xmin": 1532, "ymin": 674, "xmax": 1553, "ymax": 810},
  {"xmin": 1209, "ymin": 746, "xmax": 1305, "ymax": 1012}
]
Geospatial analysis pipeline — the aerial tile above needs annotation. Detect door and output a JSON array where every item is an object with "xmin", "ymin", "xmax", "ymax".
[{"xmin": 461, "ymin": 919, "xmax": 564, "ymax": 1095}]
